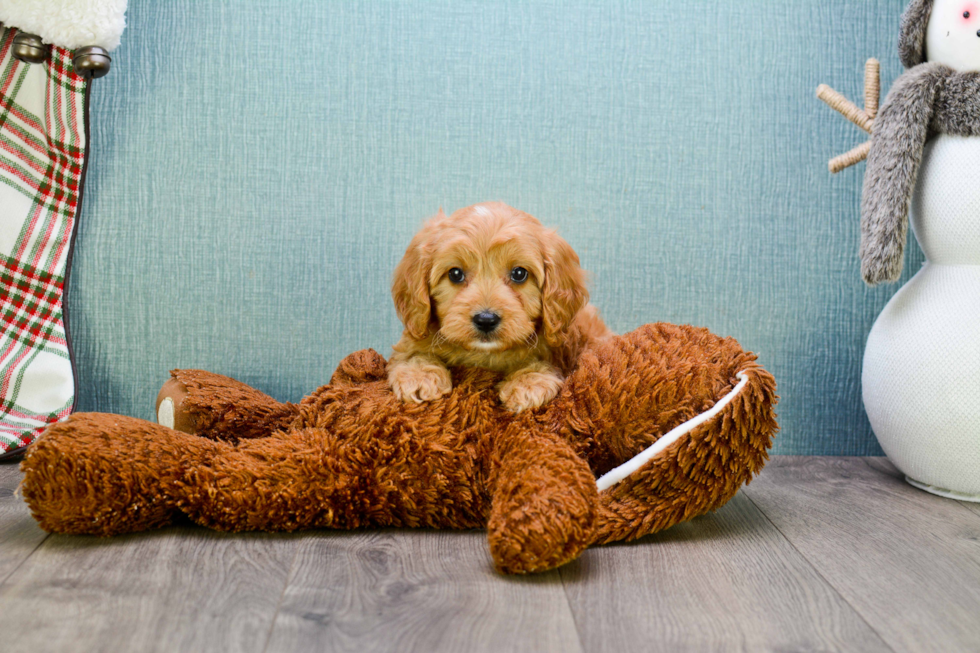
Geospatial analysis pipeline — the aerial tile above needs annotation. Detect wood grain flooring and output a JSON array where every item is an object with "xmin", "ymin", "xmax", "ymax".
[
  {"xmin": 0, "ymin": 461, "xmax": 47, "ymax": 585},
  {"xmin": 742, "ymin": 457, "xmax": 980, "ymax": 653},
  {"xmin": 1, "ymin": 456, "xmax": 978, "ymax": 653}
]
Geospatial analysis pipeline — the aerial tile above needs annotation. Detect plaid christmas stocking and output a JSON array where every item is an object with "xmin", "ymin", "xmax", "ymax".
[{"xmin": 0, "ymin": 28, "xmax": 89, "ymax": 457}]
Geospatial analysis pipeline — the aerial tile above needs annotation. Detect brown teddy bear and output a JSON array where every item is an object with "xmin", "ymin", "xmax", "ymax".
[{"xmin": 20, "ymin": 323, "xmax": 777, "ymax": 574}]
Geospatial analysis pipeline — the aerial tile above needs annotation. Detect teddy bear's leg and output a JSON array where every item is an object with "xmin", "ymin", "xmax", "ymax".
[
  {"xmin": 171, "ymin": 420, "xmax": 490, "ymax": 534},
  {"xmin": 589, "ymin": 364, "xmax": 776, "ymax": 544},
  {"xmin": 22, "ymin": 406, "xmax": 491, "ymax": 538},
  {"xmin": 486, "ymin": 420, "xmax": 598, "ymax": 574},
  {"xmin": 20, "ymin": 413, "xmax": 224, "ymax": 535},
  {"xmin": 155, "ymin": 370, "xmax": 300, "ymax": 442},
  {"xmin": 555, "ymin": 323, "xmax": 778, "ymax": 545}
]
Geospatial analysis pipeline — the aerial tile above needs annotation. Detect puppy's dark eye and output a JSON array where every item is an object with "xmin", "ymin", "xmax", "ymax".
[
  {"xmin": 448, "ymin": 267, "xmax": 465, "ymax": 284},
  {"xmin": 510, "ymin": 267, "xmax": 528, "ymax": 283}
]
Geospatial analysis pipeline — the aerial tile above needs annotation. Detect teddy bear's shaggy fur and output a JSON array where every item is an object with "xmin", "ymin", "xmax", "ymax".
[{"xmin": 20, "ymin": 323, "xmax": 777, "ymax": 574}]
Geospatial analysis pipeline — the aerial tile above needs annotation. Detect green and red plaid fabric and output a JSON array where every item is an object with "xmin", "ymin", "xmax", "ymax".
[{"xmin": 0, "ymin": 27, "xmax": 88, "ymax": 456}]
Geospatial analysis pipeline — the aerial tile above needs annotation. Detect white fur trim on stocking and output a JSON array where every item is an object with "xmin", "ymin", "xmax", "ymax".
[{"xmin": 0, "ymin": 0, "xmax": 127, "ymax": 51}]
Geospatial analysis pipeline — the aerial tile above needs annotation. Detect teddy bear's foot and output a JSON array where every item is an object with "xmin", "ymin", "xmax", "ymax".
[
  {"xmin": 156, "ymin": 370, "xmax": 300, "ymax": 442},
  {"xmin": 20, "ymin": 413, "xmax": 203, "ymax": 535}
]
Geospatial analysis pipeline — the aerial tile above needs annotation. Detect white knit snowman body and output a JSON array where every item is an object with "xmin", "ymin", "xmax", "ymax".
[{"xmin": 863, "ymin": 0, "xmax": 980, "ymax": 500}]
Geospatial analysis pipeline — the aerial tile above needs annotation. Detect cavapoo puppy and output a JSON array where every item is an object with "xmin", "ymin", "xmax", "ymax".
[{"xmin": 389, "ymin": 202, "xmax": 611, "ymax": 412}]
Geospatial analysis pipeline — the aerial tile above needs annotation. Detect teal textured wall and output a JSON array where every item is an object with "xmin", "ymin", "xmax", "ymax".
[{"xmin": 70, "ymin": 0, "xmax": 920, "ymax": 455}]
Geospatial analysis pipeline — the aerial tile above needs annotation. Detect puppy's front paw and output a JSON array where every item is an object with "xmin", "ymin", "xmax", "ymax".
[
  {"xmin": 389, "ymin": 362, "xmax": 453, "ymax": 403},
  {"xmin": 498, "ymin": 371, "xmax": 563, "ymax": 413}
]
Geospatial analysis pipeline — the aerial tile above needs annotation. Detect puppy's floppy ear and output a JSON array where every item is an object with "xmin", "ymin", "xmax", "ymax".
[
  {"xmin": 392, "ymin": 230, "xmax": 434, "ymax": 340},
  {"xmin": 540, "ymin": 231, "xmax": 588, "ymax": 348}
]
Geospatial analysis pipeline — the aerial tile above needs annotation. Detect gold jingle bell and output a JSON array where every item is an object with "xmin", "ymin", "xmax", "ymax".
[
  {"xmin": 72, "ymin": 46, "xmax": 111, "ymax": 79},
  {"xmin": 12, "ymin": 31, "xmax": 48, "ymax": 64}
]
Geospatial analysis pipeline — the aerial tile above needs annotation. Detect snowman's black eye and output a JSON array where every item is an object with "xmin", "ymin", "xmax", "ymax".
[
  {"xmin": 510, "ymin": 267, "xmax": 529, "ymax": 283},
  {"xmin": 966, "ymin": 10, "xmax": 972, "ymax": 18},
  {"xmin": 448, "ymin": 267, "xmax": 465, "ymax": 284}
]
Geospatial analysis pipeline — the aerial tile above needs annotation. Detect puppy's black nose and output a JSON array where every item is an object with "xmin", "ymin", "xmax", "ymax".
[{"xmin": 472, "ymin": 311, "xmax": 502, "ymax": 333}]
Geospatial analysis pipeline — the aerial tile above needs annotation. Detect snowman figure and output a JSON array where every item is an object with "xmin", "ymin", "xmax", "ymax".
[{"xmin": 821, "ymin": 0, "xmax": 980, "ymax": 500}]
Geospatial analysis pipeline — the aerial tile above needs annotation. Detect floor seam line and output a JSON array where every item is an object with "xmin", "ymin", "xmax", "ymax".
[
  {"xmin": 0, "ymin": 532, "xmax": 49, "ymax": 589},
  {"xmin": 740, "ymin": 486, "xmax": 898, "ymax": 653},
  {"xmin": 557, "ymin": 565, "xmax": 588, "ymax": 653},
  {"xmin": 259, "ymin": 538, "xmax": 303, "ymax": 653}
]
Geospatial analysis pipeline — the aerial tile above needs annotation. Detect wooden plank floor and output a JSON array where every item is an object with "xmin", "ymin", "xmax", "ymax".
[{"xmin": 2, "ymin": 456, "xmax": 979, "ymax": 653}]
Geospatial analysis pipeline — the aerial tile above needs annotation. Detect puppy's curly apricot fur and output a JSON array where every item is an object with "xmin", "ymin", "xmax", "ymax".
[{"xmin": 389, "ymin": 202, "xmax": 612, "ymax": 412}]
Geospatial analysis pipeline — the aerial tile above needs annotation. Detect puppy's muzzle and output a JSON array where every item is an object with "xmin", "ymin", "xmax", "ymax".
[{"xmin": 472, "ymin": 311, "xmax": 502, "ymax": 334}]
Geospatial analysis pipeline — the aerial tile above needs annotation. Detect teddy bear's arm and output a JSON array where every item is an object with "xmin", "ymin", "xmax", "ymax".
[
  {"xmin": 860, "ymin": 63, "xmax": 947, "ymax": 285},
  {"xmin": 156, "ymin": 369, "xmax": 300, "ymax": 442}
]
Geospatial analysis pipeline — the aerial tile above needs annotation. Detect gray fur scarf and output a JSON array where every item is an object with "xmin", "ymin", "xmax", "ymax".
[{"xmin": 861, "ymin": 64, "xmax": 980, "ymax": 285}]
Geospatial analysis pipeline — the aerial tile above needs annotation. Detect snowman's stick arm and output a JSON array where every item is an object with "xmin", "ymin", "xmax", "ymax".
[
  {"xmin": 865, "ymin": 58, "xmax": 880, "ymax": 120},
  {"xmin": 829, "ymin": 141, "xmax": 871, "ymax": 174},
  {"xmin": 817, "ymin": 85, "xmax": 873, "ymax": 134},
  {"xmin": 817, "ymin": 59, "xmax": 881, "ymax": 173}
]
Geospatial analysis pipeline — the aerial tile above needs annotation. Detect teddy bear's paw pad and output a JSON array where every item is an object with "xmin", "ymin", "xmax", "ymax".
[
  {"xmin": 157, "ymin": 397, "xmax": 175, "ymax": 429},
  {"xmin": 155, "ymin": 378, "xmax": 197, "ymax": 434}
]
